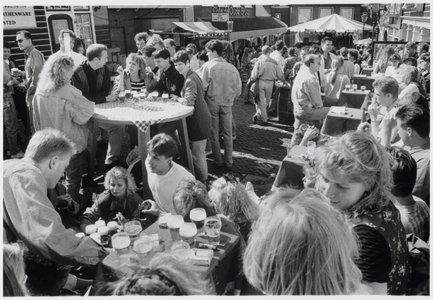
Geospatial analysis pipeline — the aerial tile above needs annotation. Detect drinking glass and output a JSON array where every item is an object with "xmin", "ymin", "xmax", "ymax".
[
  {"xmin": 352, "ymin": 84, "xmax": 358, "ymax": 91},
  {"xmin": 345, "ymin": 84, "xmax": 350, "ymax": 91},
  {"xmin": 133, "ymin": 236, "xmax": 153, "ymax": 258},
  {"xmin": 179, "ymin": 222, "xmax": 197, "ymax": 247},
  {"xmin": 190, "ymin": 208, "xmax": 206, "ymax": 236},
  {"xmin": 124, "ymin": 220, "xmax": 142, "ymax": 243},
  {"xmin": 118, "ymin": 92, "xmax": 126, "ymax": 103},
  {"xmin": 307, "ymin": 141, "xmax": 316, "ymax": 156},
  {"xmin": 204, "ymin": 216, "xmax": 222, "ymax": 245},
  {"xmin": 361, "ymin": 85, "xmax": 366, "ymax": 92},
  {"xmin": 167, "ymin": 215, "xmax": 185, "ymax": 241}
]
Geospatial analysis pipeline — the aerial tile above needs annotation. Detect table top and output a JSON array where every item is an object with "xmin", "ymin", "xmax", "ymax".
[
  {"xmin": 341, "ymin": 89, "xmax": 370, "ymax": 96},
  {"xmin": 102, "ymin": 220, "xmax": 239, "ymax": 277},
  {"xmin": 92, "ymin": 98, "xmax": 194, "ymax": 126},
  {"xmin": 327, "ymin": 107, "xmax": 363, "ymax": 120}
]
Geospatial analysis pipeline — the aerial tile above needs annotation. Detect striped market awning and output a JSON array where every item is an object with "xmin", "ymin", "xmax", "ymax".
[
  {"xmin": 171, "ymin": 22, "xmax": 226, "ymax": 35},
  {"xmin": 287, "ymin": 13, "xmax": 373, "ymax": 33}
]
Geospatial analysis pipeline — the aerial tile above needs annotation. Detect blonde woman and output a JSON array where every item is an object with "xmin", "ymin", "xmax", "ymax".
[
  {"xmin": 114, "ymin": 53, "xmax": 147, "ymax": 92},
  {"xmin": 324, "ymin": 56, "xmax": 350, "ymax": 105},
  {"xmin": 315, "ymin": 131, "xmax": 409, "ymax": 295},
  {"xmin": 79, "ymin": 166, "xmax": 143, "ymax": 231},
  {"xmin": 243, "ymin": 188, "xmax": 370, "ymax": 295}
]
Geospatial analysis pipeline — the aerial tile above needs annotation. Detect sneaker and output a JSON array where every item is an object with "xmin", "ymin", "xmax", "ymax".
[
  {"xmin": 252, "ymin": 115, "xmax": 258, "ymax": 124},
  {"xmin": 256, "ymin": 120, "xmax": 268, "ymax": 126},
  {"xmin": 11, "ymin": 151, "xmax": 24, "ymax": 159}
]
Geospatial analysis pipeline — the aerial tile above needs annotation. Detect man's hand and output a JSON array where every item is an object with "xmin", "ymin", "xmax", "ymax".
[
  {"xmin": 357, "ymin": 122, "xmax": 371, "ymax": 134},
  {"xmin": 141, "ymin": 200, "xmax": 160, "ymax": 216},
  {"xmin": 106, "ymin": 92, "xmax": 118, "ymax": 102},
  {"xmin": 382, "ymin": 108, "xmax": 398, "ymax": 133},
  {"xmin": 367, "ymin": 100, "xmax": 379, "ymax": 121}
]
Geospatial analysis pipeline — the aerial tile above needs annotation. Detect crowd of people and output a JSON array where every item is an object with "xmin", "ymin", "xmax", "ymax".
[{"xmin": 3, "ymin": 27, "xmax": 430, "ymax": 296}]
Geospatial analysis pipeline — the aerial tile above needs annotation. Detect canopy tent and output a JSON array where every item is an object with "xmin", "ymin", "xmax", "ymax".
[
  {"xmin": 354, "ymin": 38, "xmax": 373, "ymax": 46},
  {"xmin": 150, "ymin": 22, "xmax": 229, "ymax": 39},
  {"xmin": 287, "ymin": 14, "xmax": 373, "ymax": 33}
]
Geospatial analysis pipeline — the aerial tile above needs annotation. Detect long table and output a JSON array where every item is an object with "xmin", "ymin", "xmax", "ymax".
[
  {"xmin": 88, "ymin": 97, "xmax": 194, "ymax": 199},
  {"xmin": 321, "ymin": 106, "xmax": 365, "ymax": 136}
]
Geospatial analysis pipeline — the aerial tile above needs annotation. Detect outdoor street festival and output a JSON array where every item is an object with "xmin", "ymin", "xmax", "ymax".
[{"xmin": 2, "ymin": 3, "xmax": 430, "ymax": 296}]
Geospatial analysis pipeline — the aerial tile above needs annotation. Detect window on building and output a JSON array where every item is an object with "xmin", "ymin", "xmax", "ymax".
[
  {"xmin": 298, "ymin": 8, "xmax": 312, "ymax": 24},
  {"xmin": 340, "ymin": 7, "xmax": 354, "ymax": 19},
  {"xmin": 75, "ymin": 13, "xmax": 94, "ymax": 48},
  {"xmin": 319, "ymin": 8, "xmax": 333, "ymax": 18}
]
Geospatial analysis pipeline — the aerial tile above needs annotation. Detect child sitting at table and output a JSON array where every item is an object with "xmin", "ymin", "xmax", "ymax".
[
  {"xmin": 95, "ymin": 252, "xmax": 214, "ymax": 295},
  {"xmin": 79, "ymin": 166, "xmax": 143, "ymax": 231}
]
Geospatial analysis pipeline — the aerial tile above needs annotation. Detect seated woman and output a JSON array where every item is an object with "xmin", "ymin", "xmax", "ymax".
[
  {"xmin": 398, "ymin": 64, "xmax": 427, "ymax": 100},
  {"xmin": 208, "ymin": 175, "xmax": 259, "ymax": 242},
  {"xmin": 243, "ymin": 188, "xmax": 370, "ymax": 295},
  {"xmin": 314, "ymin": 131, "xmax": 409, "ymax": 295},
  {"xmin": 96, "ymin": 252, "xmax": 214, "ymax": 295},
  {"xmin": 79, "ymin": 166, "xmax": 143, "ymax": 231},
  {"xmin": 384, "ymin": 53, "xmax": 402, "ymax": 79},
  {"xmin": 348, "ymin": 49, "xmax": 362, "ymax": 75},
  {"xmin": 373, "ymin": 45, "xmax": 395, "ymax": 75},
  {"xmin": 3, "ymin": 243, "xmax": 27, "ymax": 296},
  {"xmin": 324, "ymin": 56, "xmax": 350, "ymax": 106},
  {"xmin": 172, "ymin": 178, "xmax": 247, "ymax": 295},
  {"xmin": 114, "ymin": 53, "xmax": 147, "ymax": 92}
]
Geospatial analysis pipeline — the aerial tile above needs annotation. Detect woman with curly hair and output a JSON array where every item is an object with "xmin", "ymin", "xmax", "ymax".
[
  {"xmin": 113, "ymin": 53, "xmax": 147, "ymax": 92},
  {"xmin": 208, "ymin": 175, "xmax": 259, "ymax": 242},
  {"xmin": 33, "ymin": 54, "xmax": 95, "ymax": 205},
  {"xmin": 244, "ymin": 188, "xmax": 370, "ymax": 295},
  {"xmin": 96, "ymin": 252, "xmax": 215, "ymax": 295},
  {"xmin": 314, "ymin": 131, "xmax": 409, "ymax": 295},
  {"xmin": 79, "ymin": 166, "xmax": 143, "ymax": 230}
]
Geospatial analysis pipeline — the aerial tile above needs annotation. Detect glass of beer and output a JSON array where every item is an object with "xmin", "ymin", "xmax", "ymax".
[
  {"xmin": 204, "ymin": 216, "xmax": 222, "ymax": 245},
  {"xmin": 179, "ymin": 222, "xmax": 197, "ymax": 247},
  {"xmin": 352, "ymin": 84, "xmax": 358, "ymax": 91},
  {"xmin": 167, "ymin": 215, "xmax": 185, "ymax": 241},
  {"xmin": 361, "ymin": 85, "xmax": 366, "ymax": 92},
  {"xmin": 189, "ymin": 208, "xmax": 206, "ymax": 236},
  {"xmin": 133, "ymin": 236, "xmax": 153, "ymax": 258},
  {"xmin": 124, "ymin": 220, "xmax": 142, "ymax": 243}
]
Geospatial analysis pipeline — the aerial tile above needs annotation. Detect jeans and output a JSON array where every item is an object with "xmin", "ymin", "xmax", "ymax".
[
  {"xmin": 3, "ymin": 94, "xmax": 20, "ymax": 155},
  {"xmin": 98, "ymin": 123, "xmax": 125, "ymax": 164},
  {"xmin": 65, "ymin": 151, "xmax": 85, "ymax": 206},
  {"xmin": 208, "ymin": 103, "xmax": 233, "ymax": 167},
  {"xmin": 254, "ymin": 80, "xmax": 274, "ymax": 122},
  {"xmin": 191, "ymin": 139, "xmax": 208, "ymax": 182}
]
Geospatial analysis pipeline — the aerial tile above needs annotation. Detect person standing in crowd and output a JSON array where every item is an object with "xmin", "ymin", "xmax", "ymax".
[
  {"xmin": 348, "ymin": 48, "xmax": 362, "ymax": 75},
  {"xmin": 320, "ymin": 37, "xmax": 336, "ymax": 76},
  {"xmin": 339, "ymin": 47, "xmax": 355, "ymax": 80},
  {"xmin": 384, "ymin": 53, "xmax": 402, "ymax": 79},
  {"xmin": 3, "ymin": 128, "xmax": 108, "ymax": 267},
  {"xmin": 416, "ymin": 42, "xmax": 429, "ymax": 58},
  {"xmin": 200, "ymin": 40, "xmax": 241, "ymax": 171},
  {"xmin": 3, "ymin": 40, "xmax": 24, "ymax": 159},
  {"xmin": 186, "ymin": 43, "xmax": 199, "ymax": 72},
  {"xmin": 33, "ymin": 55, "xmax": 95, "ymax": 205},
  {"xmin": 16, "ymin": 30, "xmax": 45, "ymax": 136},
  {"xmin": 134, "ymin": 32, "xmax": 149, "ymax": 56},
  {"xmin": 269, "ymin": 40, "xmax": 286, "ymax": 114},
  {"xmin": 308, "ymin": 44, "xmax": 326, "ymax": 91},
  {"xmin": 73, "ymin": 38, "xmax": 86, "ymax": 56},
  {"xmin": 418, "ymin": 53, "xmax": 430, "ymax": 94},
  {"xmin": 291, "ymin": 54, "xmax": 329, "ymax": 140},
  {"xmin": 171, "ymin": 51, "xmax": 211, "ymax": 182},
  {"xmin": 163, "ymin": 38, "xmax": 177, "ymax": 58},
  {"xmin": 283, "ymin": 47, "xmax": 299, "ymax": 83},
  {"xmin": 250, "ymin": 45, "xmax": 286, "ymax": 126},
  {"xmin": 51, "ymin": 29, "xmax": 86, "ymax": 68},
  {"xmin": 315, "ymin": 131, "xmax": 409, "ymax": 295},
  {"xmin": 71, "ymin": 43, "xmax": 124, "ymax": 171},
  {"xmin": 269, "ymin": 40, "xmax": 285, "ymax": 71},
  {"xmin": 387, "ymin": 146, "xmax": 430, "ymax": 242}
]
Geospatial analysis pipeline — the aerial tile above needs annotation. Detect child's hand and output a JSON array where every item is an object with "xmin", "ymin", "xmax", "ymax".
[{"xmin": 303, "ymin": 126, "xmax": 319, "ymax": 141}]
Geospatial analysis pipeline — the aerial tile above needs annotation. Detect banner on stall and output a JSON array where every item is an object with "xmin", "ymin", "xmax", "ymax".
[{"xmin": 3, "ymin": 6, "xmax": 37, "ymax": 29}]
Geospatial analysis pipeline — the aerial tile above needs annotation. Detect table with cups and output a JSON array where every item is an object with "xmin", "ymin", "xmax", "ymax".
[
  {"xmin": 338, "ymin": 83, "xmax": 371, "ymax": 109},
  {"xmin": 87, "ymin": 91, "xmax": 195, "ymax": 199},
  {"xmin": 88, "ymin": 210, "xmax": 241, "ymax": 295}
]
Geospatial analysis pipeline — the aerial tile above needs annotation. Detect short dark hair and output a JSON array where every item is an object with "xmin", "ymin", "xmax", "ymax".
[
  {"xmin": 387, "ymin": 146, "xmax": 417, "ymax": 198},
  {"xmin": 274, "ymin": 40, "xmax": 285, "ymax": 51},
  {"xmin": 16, "ymin": 30, "xmax": 31, "ymax": 39},
  {"xmin": 205, "ymin": 40, "xmax": 223, "ymax": 56},
  {"xmin": 405, "ymin": 41, "xmax": 417, "ymax": 50},
  {"xmin": 288, "ymin": 47, "xmax": 296, "ymax": 56},
  {"xmin": 153, "ymin": 48, "xmax": 170, "ymax": 60},
  {"xmin": 348, "ymin": 49, "xmax": 359, "ymax": 60},
  {"xmin": 395, "ymin": 103, "xmax": 430, "ymax": 138},
  {"xmin": 340, "ymin": 47, "xmax": 348, "ymax": 57},
  {"xmin": 134, "ymin": 32, "xmax": 149, "ymax": 42},
  {"xmin": 198, "ymin": 50, "xmax": 208, "ymax": 62},
  {"xmin": 304, "ymin": 54, "xmax": 318, "ymax": 67},
  {"xmin": 372, "ymin": 76, "xmax": 399, "ymax": 98},
  {"xmin": 403, "ymin": 57, "xmax": 417, "ymax": 67},
  {"xmin": 321, "ymin": 36, "xmax": 332, "ymax": 45},
  {"xmin": 147, "ymin": 133, "xmax": 178, "ymax": 159},
  {"xmin": 417, "ymin": 42, "xmax": 429, "ymax": 52},
  {"xmin": 309, "ymin": 44, "xmax": 323, "ymax": 55},
  {"xmin": 164, "ymin": 38, "xmax": 176, "ymax": 48},
  {"xmin": 142, "ymin": 45, "xmax": 156, "ymax": 58},
  {"xmin": 172, "ymin": 50, "xmax": 190, "ymax": 64},
  {"xmin": 86, "ymin": 43, "xmax": 107, "ymax": 61}
]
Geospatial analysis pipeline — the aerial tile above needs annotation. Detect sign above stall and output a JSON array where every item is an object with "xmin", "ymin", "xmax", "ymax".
[{"xmin": 3, "ymin": 6, "xmax": 37, "ymax": 29}]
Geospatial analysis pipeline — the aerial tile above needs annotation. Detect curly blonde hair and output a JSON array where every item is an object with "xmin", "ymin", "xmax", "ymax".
[
  {"xmin": 314, "ymin": 131, "xmax": 393, "ymax": 215},
  {"xmin": 104, "ymin": 166, "xmax": 137, "ymax": 196},
  {"xmin": 36, "ymin": 54, "xmax": 75, "ymax": 93}
]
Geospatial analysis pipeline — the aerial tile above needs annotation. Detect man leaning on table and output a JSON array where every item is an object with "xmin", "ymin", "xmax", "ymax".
[
  {"xmin": 3, "ymin": 129, "xmax": 108, "ymax": 288},
  {"xmin": 71, "ymin": 43, "xmax": 125, "ymax": 170}
]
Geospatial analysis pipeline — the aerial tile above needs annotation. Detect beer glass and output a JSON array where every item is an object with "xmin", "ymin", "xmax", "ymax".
[
  {"xmin": 189, "ymin": 208, "xmax": 206, "ymax": 236},
  {"xmin": 124, "ymin": 220, "xmax": 142, "ymax": 243},
  {"xmin": 179, "ymin": 222, "xmax": 197, "ymax": 247},
  {"xmin": 133, "ymin": 236, "xmax": 153, "ymax": 258},
  {"xmin": 167, "ymin": 215, "xmax": 185, "ymax": 241},
  {"xmin": 204, "ymin": 216, "xmax": 222, "ymax": 245}
]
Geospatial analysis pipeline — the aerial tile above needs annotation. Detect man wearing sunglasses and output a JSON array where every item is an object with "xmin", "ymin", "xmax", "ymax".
[{"xmin": 16, "ymin": 30, "xmax": 45, "ymax": 135}]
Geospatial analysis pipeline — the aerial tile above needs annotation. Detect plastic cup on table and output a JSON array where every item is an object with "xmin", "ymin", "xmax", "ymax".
[
  {"xmin": 124, "ymin": 220, "xmax": 142, "ymax": 243},
  {"xmin": 133, "ymin": 236, "xmax": 153, "ymax": 258},
  {"xmin": 85, "ymin": 224, "xmax": 97, "ymax": 235},
  {"xmin": 352, "ymin": 84, "xmax": 358, "ymax": 91},
  {"xmin": 204, "ymin": 216, "xmax": 222, "ymax": 246},
  {"xmin": 111, "ymin": 232, "xmax": 131, "ymax": 265},
  {"xmin": 95, "ymin": 220, "xmax": 106, "ymax": 229},
  {"xmin": 179, "ymin": 222, "xmax": 197, "ymax": 247},
  {"xmin": 189, "ymin": 208, "xmax": 206, "ymax": 236},
  {"xmin": 345, "ymin": 84, "xmax": 351, "ymax": 91},
  {"xmin": 167, "ymin": 215, "xmax": 185, "ymax": 241},
  {"xmin": 118, "ymin": 92, "xmax": 126, "ymax": 103},
  {"xmin": 361, "ymin": 85, "xmax": 366, "ymax": 92}
]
